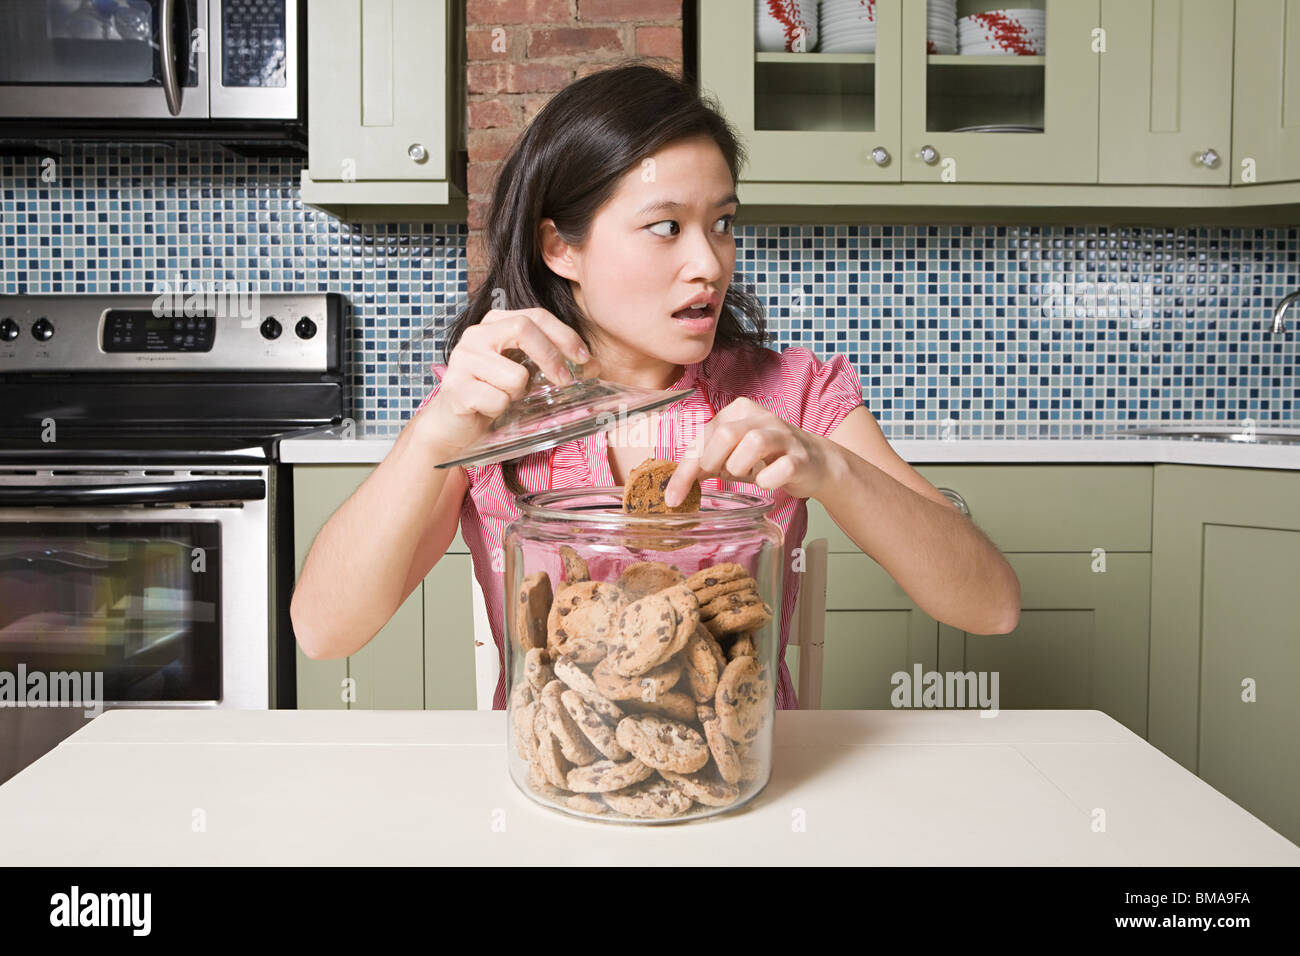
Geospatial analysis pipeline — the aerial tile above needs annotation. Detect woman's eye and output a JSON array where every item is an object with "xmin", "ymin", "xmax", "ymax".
[{"xmin": 646, "ymin": 215, "xmax": 734, "ymax": 238}]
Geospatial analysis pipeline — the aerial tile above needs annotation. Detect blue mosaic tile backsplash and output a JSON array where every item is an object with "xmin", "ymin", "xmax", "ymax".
[{"xmin": 3, "ymin": 144, "xmax": 1297, "ymax": 439}]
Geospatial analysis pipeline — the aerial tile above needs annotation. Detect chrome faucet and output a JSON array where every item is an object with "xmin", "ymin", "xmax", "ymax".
[{"xmin": 1271, "ymin": 290, "xmax": 1300, "ymax": 334}]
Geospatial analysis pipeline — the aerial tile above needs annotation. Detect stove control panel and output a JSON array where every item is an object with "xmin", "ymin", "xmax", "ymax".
[
  {"xmin": 0, "ymin": 293, "xmax": 343, "ymax": 373},
  {"xmin": 103, "ymin": 312, "xmax": 216, "ymax": 353}
]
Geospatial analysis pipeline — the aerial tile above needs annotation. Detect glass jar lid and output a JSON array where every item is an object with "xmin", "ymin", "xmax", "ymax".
[{"xmin": 433, "ymin": 349, "xmax": 696, "ymax": 469}]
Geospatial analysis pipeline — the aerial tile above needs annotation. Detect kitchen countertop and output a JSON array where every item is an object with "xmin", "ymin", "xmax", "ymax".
[
  {"xmin": 1, "ymin": 709, "xmax": 1295, "ymax": 865},
  {"xmin": 279, "ymin": 422, "xmax": 1300, "ymax": 469}
]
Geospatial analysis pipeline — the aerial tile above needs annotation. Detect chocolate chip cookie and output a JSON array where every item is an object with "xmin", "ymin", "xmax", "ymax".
[
  {"xmin": 609, "ymin": 590, "xmax": 682, "ymax": 677},
  {"xmin": 696, "ymin": 703, "xmax": 741, "ymax": 785},
  {"xmin": 516, "ymin": 571, "xmax": 552, "ymax": 650},
  {"xmin": 601, "ymin": 777, "xmax": 694, "ymax": 818},
  {"xmin": 558, "ymin": 545, "xmax": 589, "ymax": 586},
  {"xmin": 715, "ymin": 656, "xmax": 771, "ymax": 744},
  {"xmin": 592, "ymin": 655, "xmax": 681, "ymax": 701},
  {"xmin": 541, "ymin": 679, "xmax": 601, "ymax": 766},
  {"xmin": 565, "ymin": 756, "xmax": 654, "ymax": 794},
  {"xmin": 560, "ymin": 688, "xmax": 629, "ymax": 761},
  {"xmin": 614, "ymin": 713, "xmax": 710, "ymax": 773},
  {"xmin": 659, "ymin": 767, "xmax": 740, "ymax": 807},
  {"xmin": 546, "ymin": 580, "xmax": 624, "ymax": 664},
  {"xmin": 704, "ymin": 595, "xmax": 773, "ymax": 638},
  {"xmin": 679, "ymin": 621, "xmax": 723, "ymax": 703},
  {"xmin": 616, "ymin": 560, "xmax": 685, "ymax": 601},
  {"xmin": 684, "ymin": 562, "xmax": 749, "ymax": 593},
  {"xmin": 622, "ymin": 457, "xmax": 701, "ymax": 514},
  {"xmin": 524, "ymin": 647, "xmax": 554, "ymax": 693},
  {"xmin": 551, "ymin": 655, "xmax": 624, "ymax": 723}
]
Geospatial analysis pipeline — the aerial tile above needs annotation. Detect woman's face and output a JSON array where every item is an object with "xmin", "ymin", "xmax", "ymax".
[{"xmin": 542, "ymin": 135, "xmax": 738, "ymax": 379}]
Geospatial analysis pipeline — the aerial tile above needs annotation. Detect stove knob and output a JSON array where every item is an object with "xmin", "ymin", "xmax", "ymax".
[
  {"xmin": 31, "ymin": 317, "xmax": 54, "ymax": 341},
  {"xmin": 0, "ymin": 318, "xmax": 18, "ymax": 342},
  {"xmin": 260, "ymin": 317, "xmax": 282, "ymax": 340},
  {"xmin": 295, "ymin": 316, "xmax": 317, "ymax": 339}
]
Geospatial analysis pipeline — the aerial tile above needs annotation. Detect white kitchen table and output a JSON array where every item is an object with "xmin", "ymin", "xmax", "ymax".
[{"xmin": 0, "ymin": 708, "xmax": 1296, "ymax": 865}]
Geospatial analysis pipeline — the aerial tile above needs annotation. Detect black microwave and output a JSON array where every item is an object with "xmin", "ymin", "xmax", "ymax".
[{"xmin": 0, "ymin": 0, "xmax": 304, "ymax": 149}]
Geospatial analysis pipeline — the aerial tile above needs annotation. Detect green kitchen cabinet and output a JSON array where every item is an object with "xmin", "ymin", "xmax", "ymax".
[
  {"xmin": 1232, "ymin": 0, "xmax": 1300, "ymax": 185},
  {"xmin": 1098, "ymin": 0, "xmax": 1234, "ymax": 184},
  {"xmin": 699, "ymin": 0, "xmax": 903, "ymax": 182},
  {"xmin": 301, "ymin": 0, "xmax": 467, "ymax": 220},
  {"xmin": 292, "ymin": 464, "xmax": 471, "ymax": 710},
  {"xmin": 819, "ymin": 555, "xmax": 941, "ymax": 709},
  {"xmin": 807, "ymin": 464, "xmax": 1154, "ymax": 553},
  {"xmin": 937, "ymin": 552, "xmax": 1153, "ymax": 736},
  {"xmin": 1150, "ymin": 464, "xmax": 1300, "ymax": 845},
  {"xmin": 802, "ymin": 465, "xmax": 1153, "ymax": 720},
  {"xmin": 900, "ymin": 0, "xmax": 1100, "ymax": 183}
]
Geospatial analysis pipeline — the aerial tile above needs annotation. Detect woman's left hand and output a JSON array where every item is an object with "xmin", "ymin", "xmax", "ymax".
[{"xmin": 662, "ymin": 398, "xmax": 838, "ymax": 506}]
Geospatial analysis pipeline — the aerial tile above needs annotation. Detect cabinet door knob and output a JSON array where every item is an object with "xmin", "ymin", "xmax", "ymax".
[
  {"xmin": 870, "ymin": 146, "xmax": 890, "ymax": 166},
  {"xmin": 408, "ymin": 143, "xmax": 428, "ymax": 163},
  {"xmin": 1196, "ymin": 148, "xmax": 1220, "ymax": 168},
  {"xmin": 918, "ymin": 144, "xmax": 939, "ymax": 165}
]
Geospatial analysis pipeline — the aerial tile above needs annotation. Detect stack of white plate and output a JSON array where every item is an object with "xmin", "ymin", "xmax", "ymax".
[
  {"xmin": 957, "ymin": 8, "xmax": 1046, "ymax": 55},
  {"xmin": 927, "ymin": 0, "xmax": 957, "ymax": 55},
  {"xmin": 755, "ymin": 0, "xmax": 819, "ymax": 53},
  {"xmin": 820, "ymin": 0, "xmax": 876, "ymax": 53}
]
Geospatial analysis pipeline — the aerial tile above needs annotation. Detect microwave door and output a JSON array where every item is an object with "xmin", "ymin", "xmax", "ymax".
[
  {"xmin": 0, "ymin": 0, "xmax": 210, "ymax": 120},
  {"xmin": 210, "ymin": 0, "xmax": 297, "ymax": 119}
]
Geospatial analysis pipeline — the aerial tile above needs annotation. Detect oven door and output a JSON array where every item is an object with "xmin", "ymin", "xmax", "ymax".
[
  {"xmin": 0, "ymin": 0, "xmax": 210, "ymax": 120},
  {"xmin": 0, "ymin": 465, "xmax": 269, "ymax": 709}
]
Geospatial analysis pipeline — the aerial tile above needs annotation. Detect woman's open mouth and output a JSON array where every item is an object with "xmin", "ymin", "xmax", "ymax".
[{"xmin": 671, "ymin": 295, "xmax": 720, "ymax": 333}]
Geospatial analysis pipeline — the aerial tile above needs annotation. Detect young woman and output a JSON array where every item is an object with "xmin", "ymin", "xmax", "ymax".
[{"xmin": 291, "ymin": 64, "xmax": 1021, "ymax": 709}]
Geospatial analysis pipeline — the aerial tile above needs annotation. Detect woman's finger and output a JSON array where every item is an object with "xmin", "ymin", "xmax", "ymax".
[
  {"xmin": 722, "ymin": 429, "xmax": 777, "ymax": 483},
  {"xmin": 455, "ymin": 348, "xmax": 534, "ymax": 398},
  {"xmin": 486, "ymin": 313, "xmax": 574, "ymax": 388},
  {"xmin": 519, "ymin": 307, "xmax": 593, "ymax": 368}
]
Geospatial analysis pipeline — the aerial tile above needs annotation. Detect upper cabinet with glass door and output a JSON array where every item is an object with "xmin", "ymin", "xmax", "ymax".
[
  {"xmin": 900, "ymin": 0, "xmax": 1100, "ymax": 183},
  {"xmin": 699, "ymin": 0, "xmax": 902, "ymax": 182}
]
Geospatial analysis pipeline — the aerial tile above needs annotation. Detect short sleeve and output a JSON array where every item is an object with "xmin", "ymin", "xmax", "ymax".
[
  {"xmin": 791, "ymin": 348, "xmax": 863, "ymax": 437},
  {"xmin": 415, "ymin": 362, "xmax": 449, "ymax": 413}
]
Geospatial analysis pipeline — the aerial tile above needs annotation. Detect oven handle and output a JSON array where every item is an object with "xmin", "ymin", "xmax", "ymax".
[
  {"xmin": 160, "ymin": 0, "xmax": 182, "ymax": 116},
  {"xmin": 0, "ymin": 478, "xmax": 265, "ymax": 507}
]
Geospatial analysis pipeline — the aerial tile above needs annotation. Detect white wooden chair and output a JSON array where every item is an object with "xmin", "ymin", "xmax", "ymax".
[
  {"xmin": 469, "ymin": 537, "xmax": 830, "ymax": 711},
  {"xmin": 788, "ymin": 537, "xmax": 829, "ymax": 710}
]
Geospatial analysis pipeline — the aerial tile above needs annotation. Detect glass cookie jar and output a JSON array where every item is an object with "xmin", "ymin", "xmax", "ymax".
[{"xmin": 503, "ymin": 487, "xmax": 783, "ymax": 824}]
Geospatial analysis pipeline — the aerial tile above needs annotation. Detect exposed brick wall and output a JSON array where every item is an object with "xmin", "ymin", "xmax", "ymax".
[{"xmin": 465, "ymin": 0, "xmax": 685, "ymax": 291}]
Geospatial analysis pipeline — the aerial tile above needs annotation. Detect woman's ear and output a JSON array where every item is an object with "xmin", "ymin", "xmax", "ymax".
[{"xmin": 538, "ymin": 218, "xmax": 580, "ymax": 281}]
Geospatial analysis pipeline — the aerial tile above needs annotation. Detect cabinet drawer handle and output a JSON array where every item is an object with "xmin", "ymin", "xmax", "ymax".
[
  {"xmin": 937, "ymin": 487, "xmax": 969, "ymax": 516},
  {"xmin": 1196, "ymin": 148, "xmax": 1220, "ymax": 169},
  {"xmin": 870, "ymin": 146, "xmax": 890, "ymax": 166},
  {"xmin": 408, "ymin": 143, "xmax": 429, "ymax": 163},
  {"xmin": 918, "ymin": 144, "xmax": 938, "ymax": 165}
]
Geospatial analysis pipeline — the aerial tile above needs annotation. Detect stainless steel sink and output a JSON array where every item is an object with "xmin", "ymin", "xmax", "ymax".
[{"xmin": 1107, "ymin": 424, "xmax": 1300, "ymax": 443}]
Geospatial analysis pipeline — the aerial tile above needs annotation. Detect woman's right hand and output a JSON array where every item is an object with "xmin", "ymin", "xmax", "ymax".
[{"xmin": 415, "ymin": 308, "xmax": 597, "ymax": 456}]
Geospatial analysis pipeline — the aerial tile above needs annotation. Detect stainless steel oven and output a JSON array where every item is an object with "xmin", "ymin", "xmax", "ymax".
[
  {"xmin": 0, "ymin": 466, "xmax": 272, "ymax": 708},
  {"xmin": 0, "ymin": 0, "xmax": 301, "ymax": 121},
  {"xmin": 0, "ymin": 292, "xmax": 344, "ymax": 783}
]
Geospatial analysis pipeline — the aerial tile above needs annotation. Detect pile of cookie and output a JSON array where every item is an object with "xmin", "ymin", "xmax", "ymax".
[{"xmin": 511, "ymin": 552, "xmax": 775, "ymax": 819}]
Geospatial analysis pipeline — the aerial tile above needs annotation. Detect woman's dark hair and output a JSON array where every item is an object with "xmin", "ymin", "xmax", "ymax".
[{"xmin": 439, "ymin": 61, "xmax": 770, "ymax": 495}]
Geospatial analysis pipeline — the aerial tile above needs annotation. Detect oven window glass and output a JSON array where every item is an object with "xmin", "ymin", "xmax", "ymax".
[
  {"xmin": 0, "ymin": 521, "xmax": 220, "ymax": 701},
  {"xmin": 0, "ymin": 0, "xmax": 199, "ymax": 87}
]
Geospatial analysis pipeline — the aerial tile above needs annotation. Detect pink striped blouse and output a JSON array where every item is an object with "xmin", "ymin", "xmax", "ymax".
[{"xmin": 415, "ymin": 344, "xmax": 864, "ymax": 710}]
